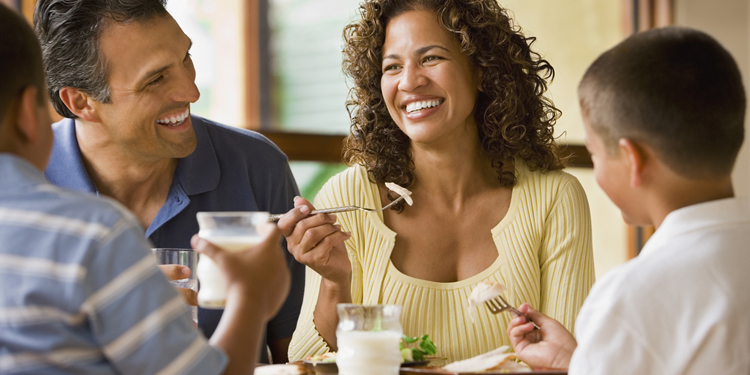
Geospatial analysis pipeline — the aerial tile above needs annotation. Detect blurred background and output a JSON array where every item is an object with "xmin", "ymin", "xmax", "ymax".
[{"xmin": 6, "ymin": 0, "xmax": 749, "ymax": 279}]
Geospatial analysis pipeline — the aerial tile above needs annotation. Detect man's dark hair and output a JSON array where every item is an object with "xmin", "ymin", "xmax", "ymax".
[
  {"xmin": 33, "ymin": 0, "xmax": 168, "ymax": 118},
  {"xmin": 579, "ymin": 27, "xmax": 746, "ymax": 179},
  {"xmin": 0, "ymin": 4, "xmax": 46, "ymax": 125}
]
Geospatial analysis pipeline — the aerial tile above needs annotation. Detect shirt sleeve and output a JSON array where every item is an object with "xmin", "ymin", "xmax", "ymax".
[
  {"xmin": 287, "ymin": 174, "xmax": 364, "ymax": 361},
  {"xmin": 84, "ymin": 218, "xmax": 228, "ymax": 375},
  {"xmin": 265, "ymin": 162, "xmax": 306, "ymax": 342},
  {"xmin": 537, "ymin": 177, "xmax": 596, "ymax": 335}
]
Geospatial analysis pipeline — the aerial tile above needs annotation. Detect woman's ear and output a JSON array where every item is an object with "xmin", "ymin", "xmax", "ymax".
[
  {"xmin": 58, "ymin": 87, "xmax": 100, "ymax": 122},
  {"xmin": 619, "ymin": 138, "xmax": 646, "ymax": 188}
]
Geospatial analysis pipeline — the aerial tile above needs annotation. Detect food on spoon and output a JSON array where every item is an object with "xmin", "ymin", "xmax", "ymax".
[
  {"xmin": 385, "ymin": 182, "xmax": 413, "ymax": 206},
  {"xmin": 442, "ymin": 345, "xmax": 530, "ymax": 373},
  {"xmin": 467, "ymin": 280, "xmax": 507, "ymax": 323}
]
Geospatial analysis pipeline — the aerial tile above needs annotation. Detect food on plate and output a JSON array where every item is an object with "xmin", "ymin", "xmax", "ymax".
[
  {"xmin": 441, "ymin": 346, "xmax": 530, "ymax": 373},
  {"xmin": 400, "ymin": 334, "xmax": 437, "ymax": 362},
  {"xmin": 467, "ymin": 280, "xmax": 507, "ymax": 323},
  {"xmin": 385, "ymin": 182, "xmax": 414, "ymax": 206},
  {"xmin": 254, "ymin": 363, "xmax": 308, "ymax": 375}
]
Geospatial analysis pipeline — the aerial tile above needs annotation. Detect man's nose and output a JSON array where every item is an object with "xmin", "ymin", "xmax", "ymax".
[{"xmin": 173, "ymin": 66, "xmax": 200, "ymax": 103}]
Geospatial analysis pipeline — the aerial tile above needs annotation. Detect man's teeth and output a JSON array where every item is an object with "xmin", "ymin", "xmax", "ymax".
[
  {"xmin": 406, "ymin": 100, "xmax": 441, "ymax": 113},
  {"xmin": 156, "ymin": 109, "xmax": 190, "ymax": 126}
]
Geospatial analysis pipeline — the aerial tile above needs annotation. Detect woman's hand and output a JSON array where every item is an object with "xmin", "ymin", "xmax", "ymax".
[
  {"xmin": 277, "ymin": 197, "xmax": 352, "ymax": 286},
  {"xmin": 507, "ymin": 303, "xmax": 577, "ymax": 371}
]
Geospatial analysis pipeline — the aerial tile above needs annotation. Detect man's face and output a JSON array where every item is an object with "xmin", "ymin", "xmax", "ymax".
[{"xmin": 91, "ymin": 14, "xmax": 199, "ymax": 161}]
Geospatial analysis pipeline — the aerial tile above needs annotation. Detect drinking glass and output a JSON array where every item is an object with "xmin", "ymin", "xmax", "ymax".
[
  {"xmin": 336, "ymin": 304, "xmax": 403, "ymax": 375},
  {"xmin": 195, "ymin": 211, "xmax": 269, "ymax": 309},
  {"xmin": 151, "ymin": 248, "xmax": 199, "ymax": 323}
]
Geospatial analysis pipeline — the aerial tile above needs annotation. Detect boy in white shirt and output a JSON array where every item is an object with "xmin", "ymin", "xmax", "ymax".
[{"xmin": 507, "ymin": 27, "xmax": 750, "ymax": 374}]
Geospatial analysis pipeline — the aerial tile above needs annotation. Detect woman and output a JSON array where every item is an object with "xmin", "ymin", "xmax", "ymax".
[{"xmin": 280, "ymin": 0, "xmax": 595, "ymax": 362}]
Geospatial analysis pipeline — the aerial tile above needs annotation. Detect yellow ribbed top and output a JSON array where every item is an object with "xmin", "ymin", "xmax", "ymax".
[{"xmin": 289, "ymin": 163, "xmax": 595, "ymax": 362}]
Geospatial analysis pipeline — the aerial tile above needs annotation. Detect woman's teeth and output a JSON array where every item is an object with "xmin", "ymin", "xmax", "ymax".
[
  {"xmin": 406, "ymin": 99, "xmax": 442, "ymax": 113},
  {"xmin": 156, "ymin": 109, "xmax": 190, "ymax": 126}
]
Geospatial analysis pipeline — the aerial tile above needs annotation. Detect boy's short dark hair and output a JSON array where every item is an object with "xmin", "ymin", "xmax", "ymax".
[
  {"xmin": 579, "ymin": 27, "xmax": 746, "ymax": 179},
  {"xmin": 33, "ymin": 0, "xmax": 167, "ymax": 118},
  {"xmin": 0, "ymin": 4, "xmax": 46, "ymax": 125}
]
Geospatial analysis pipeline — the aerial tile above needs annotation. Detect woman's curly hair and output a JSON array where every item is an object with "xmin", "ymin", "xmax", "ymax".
[{"xmin": 342, "ymin": 0, "xmax": 566, "ymax": 211}]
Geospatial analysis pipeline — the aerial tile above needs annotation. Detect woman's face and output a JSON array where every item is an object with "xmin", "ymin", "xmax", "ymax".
[{"xmin": 381, "ymin": 10, "xmax": 480, "ymax": 146}]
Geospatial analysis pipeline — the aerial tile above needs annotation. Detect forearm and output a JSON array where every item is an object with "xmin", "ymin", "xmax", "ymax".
[
  {"xmin": 313, "ymin": 277, "xmax": 352, "ymax": 351},
  {"xmin": 210, "ymin": 290, "xmax": 268, "ymax": 375}
]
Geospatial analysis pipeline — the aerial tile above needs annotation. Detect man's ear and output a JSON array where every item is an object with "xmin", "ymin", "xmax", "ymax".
[
  {"xmin": 15, "ymin": 87, "xmax": 41, "ymax": 143},
  {"xmin": 58, "ymin": 87, "xmax": 100, "ymax": 122},
  {"xmin": 619, "ymin": 138, "xmax": 646, "ymax": 188}
]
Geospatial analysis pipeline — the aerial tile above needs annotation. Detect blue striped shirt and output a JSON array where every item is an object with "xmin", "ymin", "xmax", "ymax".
[{"xmin": 0, "ymin": 154, "xmax": 227, "ymax": 375}]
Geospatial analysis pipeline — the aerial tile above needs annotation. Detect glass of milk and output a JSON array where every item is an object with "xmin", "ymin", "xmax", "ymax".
[
  {"xmin": 195, "ymin": 211, "xmax": 269, "ymax": 309},
  {"xmin": 336, "ymin": 304, "xmax": 403, "ymax": 375}
]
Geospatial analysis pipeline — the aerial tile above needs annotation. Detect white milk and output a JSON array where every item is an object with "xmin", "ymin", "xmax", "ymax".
[
  {"xmin": 336, "ymin": 331, "xmax": 402, "ymax": 375},
  {"xmin": 196, "ymin": 234, "xmax": 262, "ymax": 308}
]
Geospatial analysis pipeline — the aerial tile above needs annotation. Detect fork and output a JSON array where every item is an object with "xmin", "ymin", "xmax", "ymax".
[
  {"xmin": 267, "ymin": 195, "xmax": 405, "ymax": 222},
  {"xmin": 485, "ymin": 295, "xmax": 541, "ymax": 330}
]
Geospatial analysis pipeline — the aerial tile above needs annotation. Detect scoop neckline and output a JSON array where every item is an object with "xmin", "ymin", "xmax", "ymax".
[{"xmin": 366, "ymin": 164, "xmax": 524, "ymax": 289}]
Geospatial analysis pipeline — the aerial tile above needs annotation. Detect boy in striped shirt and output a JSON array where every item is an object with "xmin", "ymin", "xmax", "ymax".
[{"xmin": 0, "ymin": 4, "xmax": 290, "ymax": 374}]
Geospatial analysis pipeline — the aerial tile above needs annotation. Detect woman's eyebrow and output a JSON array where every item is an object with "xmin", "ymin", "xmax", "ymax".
[{"xmin": 383, "ymin": 45, "xmax": 450, "ymax": 61}]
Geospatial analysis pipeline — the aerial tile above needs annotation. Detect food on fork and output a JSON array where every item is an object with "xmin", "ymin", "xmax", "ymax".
[
  {"xmin": 304, "ymin": 352, "xmax": 337, "ymax": 364},
  {"xmin": 253, "ymin": 363, "xmax": 308, "ymax": 375},
  {"xmin": 442, "ymin": 345, "xmax": 530, "ymax": 373},
  {"xmin": 385, "ymin": 182, "xmax": 413, "ymax": 206},
  {"xmin": 467, "ymin": 280, "xmax": 507, "ymax": 323}
]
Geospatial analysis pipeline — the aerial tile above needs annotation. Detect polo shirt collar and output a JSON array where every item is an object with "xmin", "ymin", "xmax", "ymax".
[
  {"xmin": 48, "ymin": 116, "xmax": 220, "ymax": 196},
  {"xmin": 47, "ymin": 118, "xmax": 98, "ymax": 194}
]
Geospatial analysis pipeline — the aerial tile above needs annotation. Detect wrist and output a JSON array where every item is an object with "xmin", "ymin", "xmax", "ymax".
[{"xmin": 320, "ymin": 276, "xmax": 351, "ymax": 302}]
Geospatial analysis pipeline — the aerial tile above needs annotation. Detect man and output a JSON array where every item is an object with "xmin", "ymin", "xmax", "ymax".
[
  {"xmin": 35, "ymin": 0, "xmax": 304, "ymax": 363},
  {"xmin": 0, "ymin": 4, "xmax": 290, "ymax": 374}
]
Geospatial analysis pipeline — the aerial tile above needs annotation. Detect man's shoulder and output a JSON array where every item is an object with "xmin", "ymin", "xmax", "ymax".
[{"xmin": 194, "ymin": 116, "xmax": 287, "ymax": 159}]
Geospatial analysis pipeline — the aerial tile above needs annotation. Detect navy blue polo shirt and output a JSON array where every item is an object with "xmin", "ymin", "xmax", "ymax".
[{"xmin": 45, "ymin": 115, "xmax": 305, "ymax": 363}]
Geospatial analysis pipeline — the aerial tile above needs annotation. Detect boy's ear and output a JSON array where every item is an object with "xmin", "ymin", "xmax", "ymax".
[
  {"xmin": 15, "ymin": 86, "xmax": 41, "ymax": 143},
  {"xmin": 619, "ymin": 138, "xmax": 646, "ymax": 188},
  {"xmin": 58, "ymin": 87, "xmax": 101, "ymax": 122}
]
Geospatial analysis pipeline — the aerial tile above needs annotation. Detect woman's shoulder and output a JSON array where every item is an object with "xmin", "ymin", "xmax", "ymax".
[
  {"xmin": 515, "ymin": 164, "xmax": 587, "ymax": 208},
  {"xmin": 316, "ymin": 164, "xmax": 377, "ymax": 206}
]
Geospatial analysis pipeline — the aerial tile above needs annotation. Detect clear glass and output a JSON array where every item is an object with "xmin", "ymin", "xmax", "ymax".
[
  {"xmin": 336, "ymin": 304, "xmax": 403, "ymax": 375},
  {"xmin": 151, "ymin": 248, "xmax": 199, "ymax": 323},
  {"xmin": 195, "ymin": 211, "xmax": 269, "ymax": 309}
]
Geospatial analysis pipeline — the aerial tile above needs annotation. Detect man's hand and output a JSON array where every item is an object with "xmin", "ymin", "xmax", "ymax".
[
  {"xmin": 507, "ymin": 303, "xmax": 577, "ymax": 370},
  {"xmin": 158, "ymin": 265, "xmax": 198, "ymax": 306}
]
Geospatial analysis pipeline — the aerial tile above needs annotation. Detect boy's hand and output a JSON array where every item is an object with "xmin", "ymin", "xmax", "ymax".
[
  {"xmin": 157, "ymin": 265, "xmax": 198, "ymax": 306},
  {"xmin": 191, "ymin": 225, "xmax": 290, "ymax": 321},
  {"xmin": 507, "ymin": 303, "xmax": 577, "ymax": 370}
]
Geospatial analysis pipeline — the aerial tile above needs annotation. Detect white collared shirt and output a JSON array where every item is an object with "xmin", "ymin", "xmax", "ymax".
[{"xmin": 569, "ymin": 197, "xmax": 750, "ymax": 374}]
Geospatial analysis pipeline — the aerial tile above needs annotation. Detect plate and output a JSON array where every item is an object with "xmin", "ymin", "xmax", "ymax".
[
  {"xmin": 400, "ymin": 368, "xmax": 567, "ymax": 375},
  {"xmin": 301, "ymin": 360, "xmax": 436, "ymax": 374}
]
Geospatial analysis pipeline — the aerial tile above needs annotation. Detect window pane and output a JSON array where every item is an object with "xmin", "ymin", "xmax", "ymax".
[
  {"xmin": 168, "ymin": 0, "xmax": 246, "ymax": 127},
  {"xmin": 268, "ymin": 0, "xmax": 361, "ymax": 134}
]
